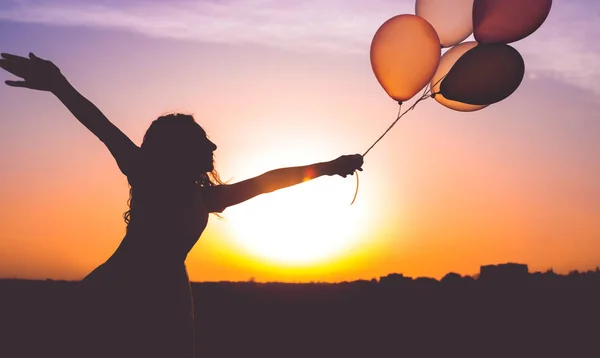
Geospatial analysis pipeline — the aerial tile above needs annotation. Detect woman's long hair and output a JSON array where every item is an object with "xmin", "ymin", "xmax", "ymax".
[{"xmin": 123, "ymin": 113, "xmax": 223, "ymax": 224}]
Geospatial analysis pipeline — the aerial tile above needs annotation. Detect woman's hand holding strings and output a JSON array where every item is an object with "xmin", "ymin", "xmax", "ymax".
[{"xmin": 327, "ymin": 154, "xmax": 364, "ymax": 178}]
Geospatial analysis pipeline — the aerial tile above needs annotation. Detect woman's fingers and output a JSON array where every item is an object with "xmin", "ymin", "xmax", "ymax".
[
  {"xmin": 1, "ymin": 53, "xmax": 29, "ymax": 62},
  {"xmin": 0, "ymin": 59, "xmax": 19, "ymax": 75},
  {"xmin": 29, "ymin": 52, "xmax": 43, "ymax": 61},
  {"xmin": 350, "ymin": 154, "xmax": 363, "ymax": 172},
  {"xmin": 1, "ymin": 55, "xmax": 30, "ymax": 87},
  {"xmin": 0, "ymin": 59, "xmax": 27, "ymax": 78},
  {"xmin": 5, "ymin": 80, "xmax": 29, "ymax": 88},
  {"xmin": 0, "ymin": 62, "xmax": 27, "ymax": 78},
  {"xmin": 0, "ymin": 54, "xmax": 34, "ymax": 79}
]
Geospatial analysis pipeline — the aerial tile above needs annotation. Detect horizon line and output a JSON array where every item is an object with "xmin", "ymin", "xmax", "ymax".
[{"xmin": 3, "ymin": 262, "xmax": 599, "ymax": 284}]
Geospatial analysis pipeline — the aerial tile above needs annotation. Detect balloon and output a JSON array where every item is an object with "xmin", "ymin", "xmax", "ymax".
[
  {"xmin": 370, "ymin": 14, "xmax": 441, "ymax": 103},
  {"xmin": 440, "ymin": 43, "xmax": 525, "ymax": 106},
  {"xmin": 473, "ymin": 0, "xmax": 553, "ymax": 44},
  {"xmin": 431, "ymin": 42, "xmax": 487, "ymax": 112},
  {"xmin": 416, "ymin": 0, "xmax": 474, "ymax": 48}
]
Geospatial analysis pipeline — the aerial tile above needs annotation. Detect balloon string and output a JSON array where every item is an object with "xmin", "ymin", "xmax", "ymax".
[
  {"xmin": 361, "ymin": 75, "xmax": 444, "ymax": 159},
  {"xmin": 350, "ymin": 80, "xmax": 441, "ymax": 205},
  {"xmin": 350, "ymin": 170, "xmax": 359, "ymax": 205},
  {"xmin": 362, "ymin": 103, "xmax": 404, "ymax": 157},
  {"xmin": 362, "ymin": 92, "xmax": 432, "ymax": 158}
]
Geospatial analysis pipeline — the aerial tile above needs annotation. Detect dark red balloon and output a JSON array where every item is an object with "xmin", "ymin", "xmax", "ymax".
[
  {"xmin": 473, "ymin": 0, "xmax": 553, "ymax": 44},
  {"xmin": 439, "ymin": 44, "xmax": 525, "ymax": 106}
]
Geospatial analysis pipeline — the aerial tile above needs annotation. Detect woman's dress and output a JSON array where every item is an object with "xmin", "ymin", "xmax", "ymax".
[{"xmin": 76, "ymin": 181, "xmax": 210, "ymax": 358}]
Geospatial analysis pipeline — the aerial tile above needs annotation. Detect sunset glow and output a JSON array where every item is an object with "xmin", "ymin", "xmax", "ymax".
[
  {"xmin": 1, "ymin": 0, "xmax": 600, "ymax": 283},
  {"xmin": 226, "ymin": 177, "xmax": 367, "ymax": 265}
]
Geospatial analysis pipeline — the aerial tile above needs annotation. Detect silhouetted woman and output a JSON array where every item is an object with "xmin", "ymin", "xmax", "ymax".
[{"xmin": 0, "ymin": 52, "xmax": 363, "ymax": 358}]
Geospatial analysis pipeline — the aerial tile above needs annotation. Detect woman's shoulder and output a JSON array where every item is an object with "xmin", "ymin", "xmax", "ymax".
[{"xmin": 198, "ymin": 184, "xmax": 229, "ymax": 213}]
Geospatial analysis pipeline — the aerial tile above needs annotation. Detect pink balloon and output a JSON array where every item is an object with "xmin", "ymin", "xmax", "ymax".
[
  {"xmin": 416, "ymin": 0, "xmax": 474, "ymax": 48},
  {"xmin": 473, "ymin": 0, "xmax": 552, "ymax": 44}
]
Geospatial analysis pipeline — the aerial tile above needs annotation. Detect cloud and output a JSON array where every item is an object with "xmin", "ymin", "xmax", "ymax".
[
  {"xmin": 1, "ymin": 0, "xmax": 599, "ymax": 95},
  {"xmin": 0, "ymin": 0, "xmax": 408, "ymax": 52},
  {"xmin": 513, "ymin": 0, "xmax": 600, "ymax": 96}
]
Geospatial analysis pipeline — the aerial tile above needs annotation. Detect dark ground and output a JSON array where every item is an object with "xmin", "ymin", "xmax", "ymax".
[{"xmin": 1, "ymin": 264, "xmax": 599, "ymax": 358}]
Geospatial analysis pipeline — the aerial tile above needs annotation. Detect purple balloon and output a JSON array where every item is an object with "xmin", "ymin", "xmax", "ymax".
[
  {"xmin": 473, "ymin": 0, "xmax": 552, "ymax": 44},
  {"xmin": 440, "ymin": 44, "xmax": 525, "ymax": 106}
]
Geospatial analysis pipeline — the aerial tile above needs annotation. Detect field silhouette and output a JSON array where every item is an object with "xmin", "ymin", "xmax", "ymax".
[{"xmin": 1, "ymin": 263, "xmax": 599, "ymax": 358}]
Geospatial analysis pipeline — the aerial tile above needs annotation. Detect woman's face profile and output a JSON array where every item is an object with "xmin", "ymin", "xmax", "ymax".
[{"xmin": 192, "ymin": 125, "xmax": 217, "ymax": 173}]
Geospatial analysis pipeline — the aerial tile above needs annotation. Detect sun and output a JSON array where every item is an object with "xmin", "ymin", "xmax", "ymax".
[{"xmin": 224, "ymin": 175, "xmax": 367, "ymax": 266}]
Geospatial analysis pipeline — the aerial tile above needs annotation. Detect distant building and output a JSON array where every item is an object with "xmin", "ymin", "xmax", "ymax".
[
  {"xmin": 413, "ymin": 277, "xmax": 439, "ymax": 287},
  {"xmin": 379, "ymin": 273, "xmax": 412, "ymax": 286},
  {"xmin": 479, "ymin": 263, "xmax": 529, "ymax": 285},
  {"xmin": 441, "ymin": 272, "xmax": 462, "ymax": 285}
]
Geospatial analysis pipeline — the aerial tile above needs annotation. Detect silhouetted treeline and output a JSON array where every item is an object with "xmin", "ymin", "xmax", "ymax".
[{"xmin": 1, "ymin": 263, "xmax": 599, "ymax": 358}]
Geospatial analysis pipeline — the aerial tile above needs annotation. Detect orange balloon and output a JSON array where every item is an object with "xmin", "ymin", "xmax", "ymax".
[
  {"xmin": 370, "ymin": 14, "xmax": 441, "ymax": 103},
  {"xmin": 416, "ymin": 0, "xmax": 474, "ymax": 48},
  {"xmin": 431, "ymin": 41, "xmax": 488, "ymax": 112}
]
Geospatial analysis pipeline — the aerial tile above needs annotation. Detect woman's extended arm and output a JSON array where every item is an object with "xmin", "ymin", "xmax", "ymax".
[
  {"xmin": 0, "ymin": 52, "xmax": 139, "ymax": 176},
  {"xmin": 204, "ymin": 155, "xmax": 363, "ymax": 212},
  {"xmin": 51, "ymin": 77, "xmax": 140, "ymax": 176}
]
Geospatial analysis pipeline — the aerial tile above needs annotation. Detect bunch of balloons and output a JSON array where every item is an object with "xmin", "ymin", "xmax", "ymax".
[
  {"xmin": 352, "ymin": 0, "xmax": 552, "ymax": 204},
  {"xmin": 370, "ymin": 0, "xmax": 553, "ymax": 112}
]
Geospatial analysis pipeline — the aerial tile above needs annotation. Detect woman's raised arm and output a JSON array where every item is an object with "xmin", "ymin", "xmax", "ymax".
[
  {"xmin": 203, "ymin": 154, "xmax": 363, "ymax": 213},
  {"xmin": 0, "ymin": 52, "xmax": 139, "ymax": 176}
]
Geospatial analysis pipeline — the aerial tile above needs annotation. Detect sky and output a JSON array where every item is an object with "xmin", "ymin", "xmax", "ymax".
[{"xmin": 0, "ymin": 0, "xmax": 599, "ymax": 282}]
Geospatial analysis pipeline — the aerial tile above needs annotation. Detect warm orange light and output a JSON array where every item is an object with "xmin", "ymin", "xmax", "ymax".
[
  {"xmin": 302, "ymin": 167, "xmax": 315, "ymax": 182},
  {"xmin": 225, "ymin": 176, "xmax": 368, "ymax": 266}
]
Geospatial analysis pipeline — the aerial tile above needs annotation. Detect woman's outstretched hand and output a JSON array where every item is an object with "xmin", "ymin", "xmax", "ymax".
[
  {"xmin": 327, "ymin": 154, "xmax": 364, "ymax": 178},
  {"xmin": 0, "ymin": 52, "xmax": 66, "ymax": 92}
]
